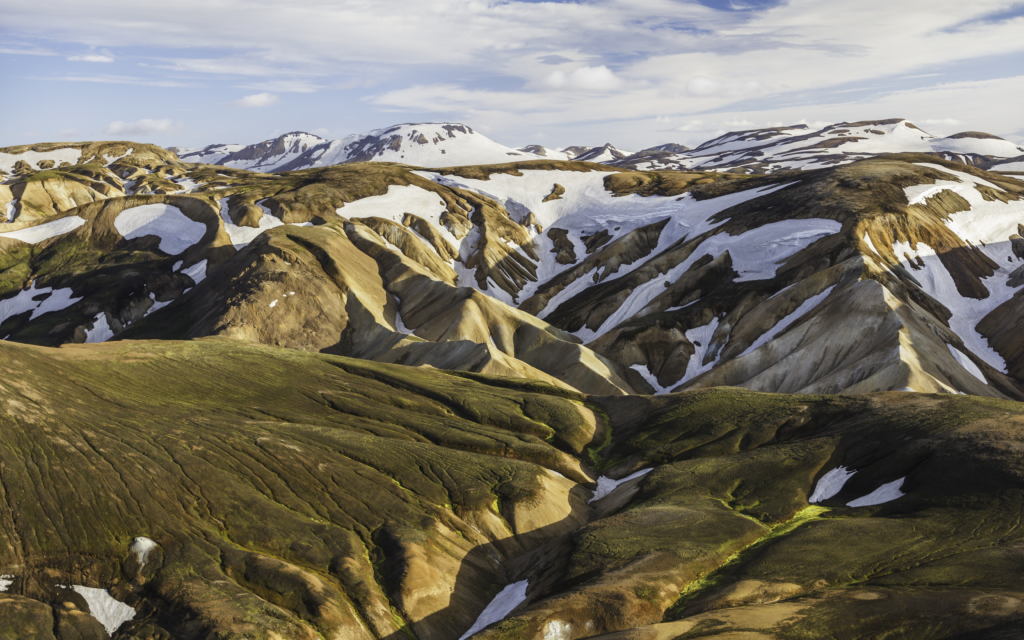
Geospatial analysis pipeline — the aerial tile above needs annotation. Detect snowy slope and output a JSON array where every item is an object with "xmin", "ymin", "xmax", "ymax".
[
  {"xmin": 176, "ymin": 132, "xmax": 326, "ymax": 171},
  {"xmin": 614, "ymin": 120, "xmax": 1024, "ymax": 174}
]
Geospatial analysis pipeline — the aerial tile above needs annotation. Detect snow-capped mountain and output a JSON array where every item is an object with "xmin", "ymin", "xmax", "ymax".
[
  {"xmin": 175, "ymin": 132, "xmax": 327, "ymax": 172},
  {"xmin": 177, "ymin": 124, "xmax": 546, "ymax": 173},
  {"xmin": 573, "ymin": 143, "xmax": 634, "ymax": 163},
  {"xmin": 613, "ymin": 119, "xmax": 1024, "ymax": 174}
]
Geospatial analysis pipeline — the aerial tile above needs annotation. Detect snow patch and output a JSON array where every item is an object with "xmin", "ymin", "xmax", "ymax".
[
  {"xmin": 0, "ymin": 575, "xmax": 12, "ymax": 592},
  {"xmin": 0, "ymin": 284, "xmax": 82, "ymax": 327},
  {"xmin": 589, "ymin": 468, "xmax": 653, "ymax": 504},
  {"xmin": 0, "ymin": 216, "xmax": 86, "ymax": 243},
  {"xmin": 217, "ymin": 197, "xmax": 286, "ymax": 249},
  {"xmin": 130, "ymin": 537, "xmax": 158, "ymax": 568},
  {"xmin": 629, "ymin": 364, "xmax": 672, "ymax": 395},
  {"xmin": 84, "ymin": 313, "xmax": 115, "ymax": 343},
  {"xmin": 181, "ymin": 260, "xmax": 208, "ymax": 286},
  {"xmin": 62, "ymin": 585, "xmax": 136, "ymax": 636},
  {"xmin": 947, "ymin": 344, "xmax": 987, "ymax": 384},
  {"xmin": 544, "ymin": 620, "xmax": 573, "ymax": 640},
  {"xmin": 809, "ymin": 466, "xmax": 856, "ymax": 503},
  {"xmin": 847, "ymin": 477, "xmax": 906, "ymax": 507},
  {"xmin": 4, "ymin": 199, "xmax": 17, "ymax": 222},
  {"xmin": 269, "ymin": 299, "xmax": 278, "ymax": 308},
  {"xmin": 459, "ymin": 580, "xmax": 529, "ymax": 640},
  {"xmin": 115, "ymin": 204, "xmax": 206, "ymax": 255},
  {"xmin": 678, "ymin": 317, "xmax": 722, "ymax": 385},
  {"xmin": 0, "ymin": 147, "xmax": 82, "ymax": 174}
]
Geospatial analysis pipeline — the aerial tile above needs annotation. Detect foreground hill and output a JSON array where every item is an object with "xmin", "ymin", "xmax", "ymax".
[
  {"xmin": 0, "ymin": 146, "xmax": 1021, "ymax": 400},
  {"xmin": 0, "ymin": 338, "xmax": 1022, "ymax": 638}
]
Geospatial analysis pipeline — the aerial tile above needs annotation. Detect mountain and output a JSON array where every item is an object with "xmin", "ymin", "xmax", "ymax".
[
  {"xmin": 573, "ymin": 142, "xmax": 634, "ymax": 163},
  {"xmin": 517, "ymin": 145, "xmax": 573, "ymax": 161},
  {"xmin": 177, "ymin": 124, "xmax": 546, "ymax": 173},
  {"xmin": 612, "ymin": 119, "xmax": 1024, "ymax": 174},
  {"xmin": 2, "ymin": 131, "xmax": 1024, "ymax": 638}
]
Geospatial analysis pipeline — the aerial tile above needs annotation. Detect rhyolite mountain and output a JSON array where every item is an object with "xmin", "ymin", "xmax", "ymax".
[{"xmin": 0, "ymin": 126, "xmax": 1023, "ymax": 639}]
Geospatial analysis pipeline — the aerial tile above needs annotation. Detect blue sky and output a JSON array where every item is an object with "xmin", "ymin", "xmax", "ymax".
[{"xmin": 2, "ymin": 0, "xmax": 1023, "ymax": 151}]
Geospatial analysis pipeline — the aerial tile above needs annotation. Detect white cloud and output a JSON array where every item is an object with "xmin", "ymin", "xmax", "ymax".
[
  {"xmin": 67, "ymin": 54, "xmax": 113, "ymax": 62},
  {"xmin": 537, "ymin": 66, "xmax": 624, "ymax": 92},
  {"xmin": 674, "ymin": 120, "xmax": 705, "ymax": 132},
  {"xmin": 226, "ymin": 92, "xmax": 279, "ymax": 107},
  {"xmin": 686, "ymin": 77, "xmax": 761, "ymax": 98},
  {"xmin": 104, "ymin": 119, "xmax": 183, "ymax": 136}
]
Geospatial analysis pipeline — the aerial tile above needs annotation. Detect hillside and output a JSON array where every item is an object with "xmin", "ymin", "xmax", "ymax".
[
  {"xmin": 0, "ymin": 339, "xmax": 1022, "ymax": 638},
  {"xmin": 1, "ymin": 134, "xmax": 1023, "ymax": 638}
]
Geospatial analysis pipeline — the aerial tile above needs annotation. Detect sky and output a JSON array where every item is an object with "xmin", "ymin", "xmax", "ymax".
[{"xmin": 2, "ymin": 0, "xmax": 1024, "ymax": 152}]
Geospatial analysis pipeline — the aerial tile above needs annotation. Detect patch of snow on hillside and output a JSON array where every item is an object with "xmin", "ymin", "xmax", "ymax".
[
  {"xmin": 130, "ymin": 537, "xmax": 158, "ymax": 568},
  {"xmin": 0, "ymin": 216, "xmax": 86, "ymax": 243},
  {"xmin": 85, "ymin": 313, "xmax": 115, "ymax": 343},
  {"xmin": 947, "ymin": 344, "xmax": 987, "ymax": 384},
  {"xmin": 0, "ymin": 575, "xmax": 13, "ymax": 592},
  {"xmin": 862, "ymin": 232, "xmax": 880, "ymax": 256},
  {"xmin": 679, "ymin": 317, "xmax": 722, "ymax": 384},
  {"xmin": 809, "ymin": 466, "xmax": 856, "ymax": 503},
  {"xmin": 337, "ymin": 184, "xmax": 458, "ymax": 246},
  {"xmin": 992, "ymin": 161, "xmax": 1024, "ymax": 172},
  {"xmin": 182, "ymin": 259, "xmax": 208, "ymax": 286},
  {"xmin": 0, "ymin": 147, "xmax": 82, "ymax": 174},
  {"xmin": 630, "ymin": 364, "xmax": 672, "ymax": 394},
  {"xmin": 847, "ymin": 478, "xmax": 905, "ymax": 507},
  {"xmin": 544, "ymin": 620, "xmax": 573, "ymax": 640},
  {"xmin": 63, "ymin": 585, "xmax": 136, "ymax": 636},
  {"xmin": 459, "ymin": 580, "xmax": 530, "ymax": 640},
  {"xmin": 589, "ymin": 468, "xmax": 653, "ymax": 503},
  {"xmin": 741, "ymin": 286, "xmax": 836, "ymax": 356},
  {"xmin": 4, "ymin": 199, "xmax": 17, "ymax": 222},
  {"xmin": 115, "ymin": 204, "xmax": 206, "ymax": 255},
  {"xmin": 904, "ymin": 181, "xmax": 965, "ymax": 206},
  {"xmin": 893, "ymin": 239, "xmax": 1010, "ymax": 373},
  {"xmin": 217, "ymin": 197, "xmax": 285, "ymax": 248},
  {"xmin": 147, "ymin": 293, "xmax": 172, "ymax": 314},
  {"xmin": 0, "ymin": 284, "xmax": 82, "ymax": 327},
  {"xmin": 891, "ymin": 168, "xmax": 1024, "ymax": 372},
  {"xmin": 572, "ymin": 217, "xmax": 839, "ymax": 341}
]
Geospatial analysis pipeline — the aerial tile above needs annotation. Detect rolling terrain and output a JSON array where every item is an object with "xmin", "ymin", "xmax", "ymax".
[{"xmin": 0, "ymin": 127, "xmax": 1023, "ymax": 639}]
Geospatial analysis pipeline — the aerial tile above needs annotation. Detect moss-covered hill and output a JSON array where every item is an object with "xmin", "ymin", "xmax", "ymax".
[{"xmin": 0, "ymin": 338, "xmax": 1023, "ymax": 639}]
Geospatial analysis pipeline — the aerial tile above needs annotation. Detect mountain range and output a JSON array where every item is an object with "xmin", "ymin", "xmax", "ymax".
[{"xmin": 0, "ymin": 120, "xmax": 1023, "ymax": 639}]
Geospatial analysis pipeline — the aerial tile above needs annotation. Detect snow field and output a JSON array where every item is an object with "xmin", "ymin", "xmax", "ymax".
[
  {"xmin": 570, "ymin": 216, "xmax": 840, "ymax": 342},
  {"xmin": 0, "ymin": 216, "xmax": 87, "ymax": 243},
  {"xmin": 4, "ymin": 199, "xmax": 17, "ymax": 222},
  {"xmin": 61, "ymin": 585, "xmax": 136, "ymax": 636},
  {"xmin": 115, "ymin": 204, "xmax": 206, "ymax": 255},
  {"xmin": 887, "ymin": 164, "xmax": 1024, "ymax": 373},
  {"xmin": 459, "ymin": 580, "xmax": 530, "ymax": 640},
  {"xmin": 588, "ymin": 468, "xmax": 653, "ymax": 503},
  {"xmin": 947, "ymin": 344, "xmax": 987, "ymax": 384},
  {"xmin": 809, "ymin": 466, "xmax": 856, "ymax": 503},
  {"xmin": 847, "ymin": 478, "xmax": 905, "ymax": 507},
  {"xmin": 0, "ymin": 284, "xmax": 82, "ymax": 327},
  {"xmin": 679, "ymin": 317, "xmax": 722, "ymax": 385},
  {"xmin": 84, "ymin": 313, "xmax": 115, "ymax": 343},
  {"xmin": 629, "ymin": 364, "xmax": 672, "ymax": 394},
  {"xmin": 0, "ymin": 575, "xmax": 12, "ymax": 592},
  {"xmin": 181, "ymin": 259, "xmax": 208, "ymax": 286},
  {"xmin": 0, "ymin": 147, "xmax": 82, "ymax": 174}
]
